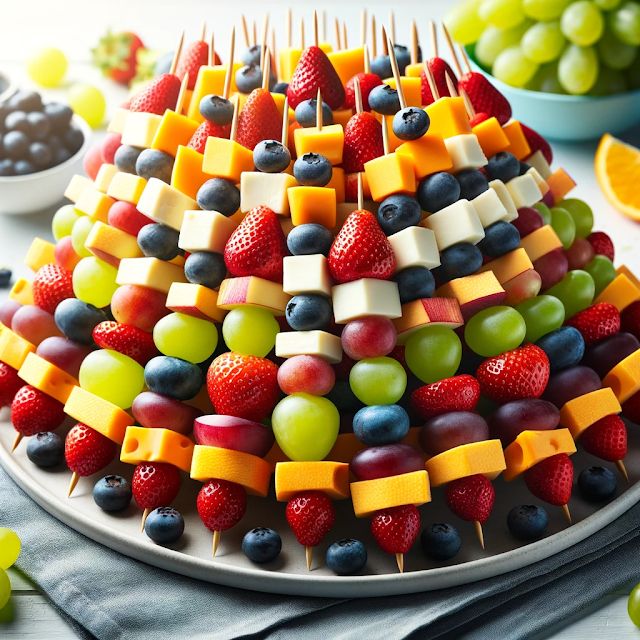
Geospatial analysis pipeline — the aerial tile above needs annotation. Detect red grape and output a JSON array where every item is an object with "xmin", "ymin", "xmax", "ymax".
[
  {"xmin": 0, "ymin": 299, "xmax": 21, "ymax": 328},
  {"xmin": 542, "ymin": 366, "xmax": 602, "ymax": 409},
  {"xmin": 489, "ymin": 399, "xmax": 559, "ymax": 446},
  {"xmin": 36, "ymin": 336, "xmax": 92, "ymax": 378},
  {"xmin": 193, "ymin": 414, "xmax": 275, "ymax": 457},
  {"xmin": 350, "ymin": 443, "xmax": 424, "ymax": 481},
  {"xmin": 107, "ymin": 201, "xmax": 153, "ymax": 237},
  {"xmin": 132, "ymin": 391, "xmax": 203, "ymax": 435},
  {"xmin": 565, "ymin": 237, "xmax": 595, "ymax": 270},
  {"xmin": 513, "ymin": 207, "xmax": 543, "ymax": 238},
  {"xmin": 111, "ymin": 285, "xmax": 169, "ymax": 332},
  {"xmin": 582, "ymin": 332, "xmax": 640, "ymax": 378},
  {"xmin": 54, "ymin": 236, "xmax": 82, "ymax": 272},
  {"xmin": 341, "ymin": 317, "xmax": 397, "ymax": 360},
  {"xmin": 419, "ymin": 411, "xmax": 489, "ymax": 456},
  {"xmin": 503, "ymin": 269, "xmax": 542, "ymax": 305},
  {"xmin": 534, "ymin": 249, "xmax": 569, "ymax": 291},
  {"xmin": 277, "ymin": 355, "xmax": 335, "ymax": 395},
  {"xmin": 11, "ymin": 304, "xmax": 62, "ymax": 345}
]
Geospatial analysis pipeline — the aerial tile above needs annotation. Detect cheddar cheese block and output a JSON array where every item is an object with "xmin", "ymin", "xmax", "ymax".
[
  {"xmin": 559, "ymin": 388, "xmax": 621, "ymax": 439},
  {"xmin": 275, "ymin": 461, "xmax": 350, "ymax": 500},
  {"xmin": 18, "ymin": 352, "xmax": 77, "ymax": 404},
  {"xmin": 120, "ymin": 426, "xmax": 194, "ymax": 473}
]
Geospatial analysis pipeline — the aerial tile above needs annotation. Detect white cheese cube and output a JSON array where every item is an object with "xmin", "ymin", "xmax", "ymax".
[
  {"xmin": 137, "ymin": 178, "xmax": 198, "ymax": 231},
  {"xmin": 107, "ymin": 107, "xmax": 129, "ymax": 134},
  {"xmin": 388, "ymin": 226, "xmax": 440, "ymax": 272},
  {"xmin": 64, "ymin": 174, "xmax": 93, "ymax": 203},
  {"xmin": 472, "ymin": 188, "xmax": 509, "ymax": 228},
  {"xmin": 422, "ymin": 199, "xmax": 485, "ymax": 251},
  {"xmin": 283, "ymin": 255, "xmax": 332, "ymax": 296},
  {"xmin": 94, "ymin": 164, "xmax": 118, "ymax": 193},
  {"xmin": 240, "ymin": 172, "xmax": 298, "ymax": 215},
  {"xmin": 107, "ymin": 172, "xmax": 147, "ymax": 205},
  {"xmin": 489, "ymin": 179, "xmax": 518, "ymax": 222},
  {"xmin": 117, "ymin": 257, "xmax": 187, "ymax": 293},
  {"xmin": 121, "ymin": 112, "xmax": 163, "ymax": 149},
  {"xmin": 178, "ymin": 210, "xmax": 237, "ymax": 253},
  {"xmin": 275, "ymin": 330, "xmax": 343, "ymax": 363},
  {"xmin": 506, "ymin": 173, "xmax": 543, "ymax": 209},
  {"xmin": 526, "ymin": 167, "xmax": 549, "ymax": 195},
  {"xmin": 444, "ymin": 134, "xmax": 487, "ymax": 172},
  {"xmin": 332, "ymin": 278, "xmax": 402, "ymax": 324},
  {"xmin": 525, "ymin": 150, "xmax": 552, "ymax": 179}
]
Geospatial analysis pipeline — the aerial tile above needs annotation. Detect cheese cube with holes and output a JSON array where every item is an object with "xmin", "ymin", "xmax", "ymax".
[
  {"xmin": 506, "ymin": 173, "xmax": 543, "ymax": 209},
  {"xmin": 332, "ymin": 278, "xmax": 402, "ymax": 324},
  {"xmin": 489, "ymin": 179, "xmax": 518, "ymax": 221},
  {"xmin": 166, "ymin": 282, "xmax": 226, "ymax": 322},
  {"xmin": 444, "ymin": 134, "xmax": 488, "ymax": 172},
  {"xmin": 178, "ymin": 210, "xmax": 237, "ymax": 253},
  {"xmin": 187, "ymin": 64, "xmax": 242, "ymax": 122},
  {"xmin": 64, "ymin": 174, "xmax": 93, "ymax": 203},
  {"xmin": 120, "ymin": 426, "xmax": 194, "ymax": 472},
  {"xmin": 171, "ymin": 146, "xmax": 214, "ymax": 200},
  {"xmin": 275, "ymin": 330, "xmax": 343, "ymax": 363},
  {"xmin": 503, "ymin": 120, "xmax": 531, "ymax": 160},
  {"xmin": 116, "ymin": 257, "xmax": 187, "ymax": 293},
  {"xmin": 327, "ymin": 47, "xmax": 365, "ymax": 85},
  {"xmin": 388, "ymin": 226, "xmax": 440, "ymax": 272},
  {"xmin": 472, "ymin": 116, "xmax": 510, "ymax": 158},
  {"xmin": 24, "ymin": 238, "xmax": 56, "ymax": 272},
  {"xmin": 107, "ymin": 172, "xmax": 147, "ymax": 205},
  {"xmin": 422, "ymin": 199, "xmax": 485, "ymax": 250},
  {"xmin": 283, "ymin": 255, "xmax": 332, "ymax": 296},
  {"xmin": 364, "ymin": 153, "xmax": 416, "ymax": 202},
  {"xmin": 137, "ymin": 178, "xmax": 198, "ymax": 231},
  {"xmin": 526, "ymin": 150, "xmax": 552, "ymax": 179},
  {"xmin": 85, "ymin": 222, "xmax": 143, "ymax": 267},
  {"xmin": 293, "ymin": 125, "xmax": 344, "ymax": 165},
  {"xmin": 107, "ymin": 107, "xmax": 129, "ymax": 134},
  {"xmin": 121, "ymin": 112, "xmax": 163, "ymax": 148},
  {"xmin": 151, "ymin": 110, "xmax": 199, "ymax": 157},
  {"xmin": 603, "ymin": 349, "xmax": 640, "ymax": 403},
  {"xmin": 472, "ymin": 188, "xmax": 510, "ymax": 228},
  {"xmin": 74, "ymin": 188, "xmax": 115, "ymax": 222},
  {"xmin": 18, "ymin": 352, "xmax": 77, "ymax": 404},
  {"xmin": 546, "ymin": 168, "xmax": 576, "ymax": 203},
  {"xmin": 240, "ymin": 172, "xmax": 298, "ymax": 215},
  {"xmin": 426, "ymin": 97, "xmax": 472, "ymax": 139},
  {"xmin": 437, "ymin": 271, "xmax": 506, "ymax": 319},
  {"xmin": 94, "ymin": 164, "xmax": 118, "ymax": 193},
  {"xmin": 383, "ymin": 76, "xmax": 422, "ymax": 108},
  {"xmin": 288, "ymin": 186, "xmax": 337, "ymax": 227},
  {"xmin": 527, "ymin": 167, "xmax": 549, "ymax": 195},
  {"xmin": 395, "ymin": 135, "xmax": 452, "ymax": 180},
  {"xmin": 520, "ymin": 225, "xmax": 563, "ymax": 262},
  {"xmin": 394, "ymin": 297, "xmax": 464, "ymax": 343},
  {"xmin": 217, "ymin": 276, "xmax": 291, "ymax": 314}
]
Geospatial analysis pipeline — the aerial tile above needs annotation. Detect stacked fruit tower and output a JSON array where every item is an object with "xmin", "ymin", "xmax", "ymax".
[{"xmin": 2, "ymin": 13, "xmax": 640, "ymax": 573}]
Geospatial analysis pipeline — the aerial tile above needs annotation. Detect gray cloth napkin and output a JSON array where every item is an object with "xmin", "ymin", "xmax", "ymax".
[{"xmin": 1, "ymin": 464, "xmax": 638, "ymax": 640}]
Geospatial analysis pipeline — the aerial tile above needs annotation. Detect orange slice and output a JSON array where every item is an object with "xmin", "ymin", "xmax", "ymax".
[{"xmin": 595, "ymin": 134, "xmax": 640, "ymax": 221}]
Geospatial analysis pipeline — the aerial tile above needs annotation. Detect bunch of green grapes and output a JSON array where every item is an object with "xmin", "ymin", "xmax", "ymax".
[{"xmin": 447, "ymin": 0, "xmax": 640, "ymax": 95}]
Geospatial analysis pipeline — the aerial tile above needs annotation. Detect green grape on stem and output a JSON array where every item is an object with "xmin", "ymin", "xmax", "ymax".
[
  {"xmin": 516, "ymin": 294, "xmax": 566, "ymax": 343},
  {"xmin": 550, "ymin": 206, "xmax": 577, "ymax": 249},
  {"xmin": 558, "ymin": 44, "xmax": 599, "ymax": 94},
  {"xmin": 546, "ymin": 270, "xmax": 596, "ymax": 319},
  {"xmin": 559, "ymin": 198, "xmax": 594, "ymax": 237},
  {"xmin": 0, "ymin": 529, "xmax": 20, "ymax": 570},
  {"xmin": 464, "ymin": 306, "xmax": 526, "ymax": 357},
  {"xmin": 589, "ymin": 66, "xmax": 628, "ymax": 95},
  {"xmin": 475, "ymin": 24, "xmax": 530, "ymax": 68},
  {"xmin": 561, "ymin": 1, "xmax": 605, "ymax": 46},
  {"xmin": 0, "ymin": 568, "xmax": 10, "ymax": 611},
  {"xmin": 405, "ymin": 325, "xmax": 462, "ymax": 383},
  {"xmin": 70, "ymin": 216, "xmax": 94, "ymax": 258},
  {"xmin": 479, "ymin": 0, "xmax": 527, "ymax": 29},
  {"xmin": 522, "ymin": 21, "xmax": 566, "ymax": 63},
  {"xmin": 609, "ymin": 2, "xmax": 640, "ymax": 46},
  {"xmin": 349, "ymin": 357, "xmax": 407, "ymax": 405},
  {"xmin": 584, "ymin": 255, "xmax": 617, "ymax": 296},
  {"xmin": 534, "ymin": 202, "xmax": 552, "ymax": 224},
  {"xmin": 493, "ymin": 45, "xmax": 539, "ymax": 87},
  {"xmin": 446, "ymin": 0, "xmax": 487, "ymax": 45},
  {"xmin": 72, "ymin": 257, "xmax": 118, "ymax": 308},
  {"xmin": 52, "ymin": 205, "xmax": 82, "ymax": 241},
  {"xmin": 154, "ymin": 312, "xmax": 219, "ymax": 364},
  {"xmin": 222, "ymin": 307, "xmax": 279, "ymax": 358},
  {"xmin": 523, "ymin": 0, "xmax": 571, "ymax": 21},
  {"xmin": 597, "ymin": 27, "xmax": 638, "ymax": 69}
]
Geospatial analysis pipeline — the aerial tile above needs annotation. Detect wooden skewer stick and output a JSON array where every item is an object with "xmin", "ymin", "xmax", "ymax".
[
  {"xmin": 252, "ymin": 20, "xmax": 258, "ymax": 47},
  {"xmin": 212, "ymin": 530, "xmax": 221, "ymax": 557},
  {"xmin": 241, "ymin": 15, "xmax": 251, "ymax": 49},
  {"xmin": 262, "ymin": 13, "xmax": 270, "ymax": 51},
  {"xmin": 300, "ymin": 18, "xmax": 306, "ymax": 50},
  {"xmin": 361, "ymin": 9, "xmax": 368, "ymax": 46},
  {"xmin": 459, "ymin": 44, "xmax": 473, "ymax": 74},
  {"xmin": 169, "ymin": 31, "xmax": 185, "ymax": 75},
  {"xmin": 385, "ymin": 28, "xmax": 407, "ymax": 110},
  {"xmin": 423, "ymin": 60, "xmax": 440, "ymax": 101},
  {"xmin": 364, "ymin": 44, "xmax": 371, "ymax": 75},
  {"xmin": 140, "ymin": 508, "xmax": 150, "ymax": 532},
  {"xmin": 382, "ymin": 115, "xmax": 389, "ymax": 155},
  {"xmin": 201, "ymin": 22, "xmax": 207, "ymax": 42},
  {"xmin": 474, "ymin": 521, "xmax": 485, "ymax": 550},
  {"xmin": 260, "ymin": 40, "xmax": 265, "ymax": 72},
  {"xmin": 229, "ymin": 95, "xmax": 240, "ymax": 142},
  {"xmin": 342, "ymin": 21, "xmax": 349, "ymax": 49},
  {"xmin": 460, "ymin": 88, "xmax": 476, "ymax": 119},
  {"xmin": 281, "ymin": 96, "xmax": 289, "ymax": 147},
  {"xmin": 562, "ymin": 503, "xmax": 572, "ymax": 524},
  {"xmin": 335, "ymin": 17, "xmax": 342, "ymax": 50},
  {"xmin": 262, "ymin": 48, "xmax": 271, "ymax": 91},
  {"xmin": 313, "ymin": 10, "xmax": 319, "ymax": 48},
  {"xmin": 445, "ymin": 72, "xmax": 459, "ymax": 98},
  {"xmin": 306, "ymin": 545, "xmax": 313, "ymax": 571},
  {"xmin": 371, "ymin": 15, "xmax": 377, "ymax": 58},
  {"xmin": 410, "ymin": 20, "xmax": 419, "ymax": 66},
  {"xmin": 223, "ymin": 27, "xmax": 236, "ymax": 100},
  {"xmin": 396, "ymin": 552, "xmax": 404, "ymax": 573},
  {"xmin": 209, "ymin": 32, "xmax": 215, "ymax": 67},
  {"xmin": 354, "ymin": 75, "xmax": 363, "ymax": 114},
  {"xmin": 176, "ymin": 72, "xmax": 189, "ymax": 113},
  {"xmin": 68, "ymin": 472, "xmax": 79, "ymax": 498},
  {"xmin": 381, "ymin": 23, "xmax": 389, "ymax": 56},
  {"xmin": 617, "ymin": 460, "xmax": 630, "ymax": 483},
  {"xmin": 430, "ymin": 20, "xmax": 438, "ymax": 58},
  {"xmin": 389, "ymin": 10, "xmax": 396, "ymax": 44},
  {"xmin": 286, "ymin": 8, "xmax": 292, "ymax": 48},
  {"xmin": 322, "ymin": 10, "xmax": 327, "ymax": 42},
  {"xmin": 357, "ymin": 172, "xmax": 364, "ymax": 211},
  {"xmin": 316, "ymin": 87, "xmax": 323, "ymax": 131},
  {"xmin": 11, "ymin": 433, "xmax": 23, "ymax": 452},
  {"xmin": 441, "ymin": 23, "xmax": 463, "ymax": 77},
  {"xmin": 271, "ymin": 29, "xmax": 278, "ymax": 79}
]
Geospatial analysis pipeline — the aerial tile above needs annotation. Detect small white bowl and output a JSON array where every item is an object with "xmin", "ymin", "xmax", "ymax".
[
  {"xmin": 0, "ymin": 114, "xmax": 92, "ymax": 216},
  {"xmin": 0, "ymin": 71, "xmax": 16, "ymax": 103}
]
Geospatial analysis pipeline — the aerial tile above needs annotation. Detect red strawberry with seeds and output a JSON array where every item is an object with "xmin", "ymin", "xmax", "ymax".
[
  {"xmin": 567, "ymin": 303, "xmax": 620, "ymax": 345},
  {"xmin": 92, "ymin": 321, "xmax": 158, "ymax": 365},
  {"xmin": 286, "ymin": 491, "xmax": 335, "ymax": 546},
  {"xmin": 420, "ymin": 58, "xmax": 456, "ymax": 105},
  {"xmin": 458, "ymin": 71, "xmax": 511, "ymax": 125},
  {"xmin": 129, "ymin": 73, "xmax": 181, "ymax": 115},
  {"xmin": 524, "ymin": 453, "xmax": 573, "ymax": 506},
  {"xmin": 92, "ymin": 31, "xmax": 145, "ymax": 86},
  {"xmin": 197, "ymin": 479, "xmax": 247, "ymax": 532},
  {"xmin": 0, "ymin": 362, "xmax": 23, "ymax": 407},
  {"xmin": 176, "ymin": 40, "xmax": 219, "ymax": 90},
  {"xmin": 328, "ymin": 209, "xmax": 396, "ymax": 283},
  {"xmin": 344, "ymin": 72, "xmax": 382, "ymax": 110},
  {"xmin": 581, "ymin": 414, "xmax": 627, "ymax": 462},
  {"xmin": 187, "ymin": 120, "xmax": 231, "ymax": 153},
  {"xmin": 236, "ymin": 88, "xmax": 282, "ymax": 151},
  {"xmin": 345, "ymin": 172, "xmax": 371, "ymax": 202},
  {"xmin": 132, "ymin": 461, "xmax": 181, "ymax": 509},
  {"xmin": 411, "ymin": 374, "xmax": 481, "ymax": 419},
  {"xmin": 621, "ymin": 301, "xmax": 640, "ymax": 340},
  {"xmin": 520, "ymin": 123, "xmax": 553, "ymax": 165},
  {"xmin": 445, "ymin": 474, "xmax": 495, "ymax": 523},
  {"xmin": 207, "ymin": 352, "xmax": 280, "ymax": 421},
  {"xmin": 476, "ymin": 344, "xmax": 550, "ymax": 404},
  {"xmin": 11, "ymin": 385, "xmax": 65, "ymax": 437},
  {"xmin": 370, "ymin": 504, "xmax": 421, "ymax": 554},
  {"xmin": 65, "ymin": 422, "xmax": 117, "ymax": 477},
  {"xmin": 287, "ymin": 46, "xmax": 345, "ymax": 110},
  {"xmin": 33, "ymin": 264, "xmax": 74, "ymax": 314},
  {"xmin": 224, "ymin": 206, "xmax": 287, "ymax": 282},
  {"xmin": 342, "ymin": 112, "xmax": 384, "ymax": 173},
  {"xmin": 587, "ymin": 231, "xmax": 614, "ymax": 262}
]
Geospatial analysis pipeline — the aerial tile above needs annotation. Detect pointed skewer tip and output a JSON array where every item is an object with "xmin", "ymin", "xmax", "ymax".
[
  {"xmin": 212, "ymin": 530, "xmax": 221, "ymax": 557},
  {"xmin": 474, "ymin": 520, "xmax": 485, "ymax": 550},
  {"xmin": 395, "ymin": 552, "xmax": 404, "ymax": 573},
  {"xmin": 306, "ymin": 545, "xmax": 313, "ymax": 571},
  {"xmin": 562, "ymin": 503, "xmax": 572, "ymax": 524},
  {"xmin": 67, "ymin": 472, "xmax": 79, "ymax": 498}
]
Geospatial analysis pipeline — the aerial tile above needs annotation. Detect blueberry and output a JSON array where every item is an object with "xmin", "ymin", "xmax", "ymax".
[
  {"xmin": 536, "ymin": 326, "xmax": 585, "ymax": 372},
  {"xmin": 197, "ymin": 178, "xmax": 240, "ymax": 215},
  {"xmin": 368, "ymin": 84, "xmax": 401, "ymax": 115},
  {"xmin": 114, "ymin": 144, "xmax": 142, "ymax": 174},
  {"xmin": 29, "ymin": 142, "xmax": 52, "ymax": 169},
  {"xmin": 456, "ymin": 169, "xmax": 488, "ymax": 201},
  {"xmin": 14, "ymin": 159, "xmax": 35, "ymax": 175},
  {"xmin": 93, "ymin": 475, "xmax": 132, "ymax": 512},
  {"xmin": 184, "ymin": 251, "xmax": 227, "ymax": 289},
  {"xmin": 326, "ymin": 379, "xmax": 364, "ymax": 413},
  {"xmin": 144, "ymin": 356, "xmax": 204, "ymax": 400},
  {"xmin": 63, "ymin": 127, "xmax": 84, "ymax": 154},
  {"xmin": 519, "ymin": 161, "xmax": 531, "ymax": 176},
  {"xmin": 240, "ymin": 44, "xmax": 262, "ymax": 66},
  {"xmin": 417, "ymin": 172, "xmax": 461, "ymax": 213},
  {"xmin": 578, "ymin": 466, "xmax": 617, "ymax": 502},
  {"xmin": 3, "ymin": 131, "xmax": 30, "ymax": 160},
  {"xmin": 253, "ymin": 139, "xmax": 291, "ymax": 173},
  {"xmin": 235, "ymin": 64, "xmax": 264, "ymax": 94},
  {"xmin": 144, "ymin": 507, "xmax": 185, "ymax": 544},
  {"xmin": 370, "ymin": 55, "xmax": 392, "ymax": 79},
  {"xmin": 135, "ymin": 148, "xmax": 174, "ymax": 183},
  {"xmin": 293, "ymin": 153, "xmax": 332, "ymax": 186},
  {"xmin": 54, "ymin": 298, "xmax": 107, "ymax": 344},
  {"xmin": 199, "ymin": 94, "xmax": 234, "ymax": 125},
  {"xmin": 0, "ymin": 159, "xmax": 14, "ymax": 176},
  {"xmin": 272, "ymin": 82, "xmax": 289, "ymax": 95},
  {"xmin": 392, "ymin": 266, "xmax": 435, "ymax": 303},
  {"xmin": 242, "ymin": 527, "xmax": 282, "ymax": 563},
  {"xmin": 287, "ymin": 223, "xmax": 333, "ymax": 256},
  {"xmin": 9, "ymin": 90, "xmax": 43, "ymax": 112},
  {"xmin": 44, "ymin": 102, "xmax": 73, "ymax": 133},
  {"xmin": 353, "ymin": 404, "xmax": 410, "ymax": 446},
  {"xmin": 478, "ymin": 221, "xmax": 520, "ymax": 258},
  {"xmin": 0, "ymin": 267, "xmax": 11, "ymax": 288},
  {"xmin": 4, "ymin": 111, "xmax": 30, "ymax": 134},
  {"xmin": 26, "ymin": 112, "xmax": 51, "ymax": 141},
  {"xmin": 286, "ymin": 294, "xmax": 332, "ymax": 330},
  {"xmin": 137, "ymin": 223, "xmax": 181, "ymax": 261},
  {"xmin": 393, "ymin": 44, "xmax": 413, "ymax": 74},
  {"xmin": 421, "ymin": 523, "xmax": 462, "ymax": 560},
  {"xmin": 392, "ymin": 107, "xmax": 430, "ymax": 141},
  {"xmin": 440, "ymin": 243, "xmax": 483, "ymax": 279},
  {"xmin": 486, "ymin": 151, "xmax": 520, "ymax": 183},
  {"xmin": 507, "ymin": 504, "xmax": 549, "ymax": 540},
  {"xmin": 377, "ymin": 194, "xmax": 422, "ymax": 235},
  {"xmin": 294, "ymin": 99, "xmax": 333, "ymax": 128},
  {"xmin": 325, "ymin": 538, "xmax": 367, "ymax": 575},
  {"xmin": 26, "ymin": 432, "xmax": 64, "ymax": 468}
]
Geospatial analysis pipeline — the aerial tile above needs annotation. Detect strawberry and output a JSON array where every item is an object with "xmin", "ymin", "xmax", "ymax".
[
  {"xmin": 520, "ymin": 123, "xmax": 553, "ymax": 165},
  {"xmin": 581, "ymin": 414, "xmax": 627, "ymax": 462},
  {"xmin": 224, "ymin": 206, "xmax": 287, "ymax": 282},
  {"xmin": 524, "ymin": 453, "xmax": 573, "ymax": 506},
  {"xmin": 411, "ymin": 374, "xmax": 481, "ymax": 419},
  {"xmin": 345, "ymin": 172, "xmax": 372, "ymax": 202},
  {"xmin": 236, "ymin": 88, "xmax": 282, "ymax": 151},
  {"xmin": 286, "ymin": 491, "xmax": 335, "ymax": 546},
  {"xmin": 132, "ymin": 461, "xmax": 181, "ymax": 509},
  {"xmin": 469, "ymin": 112, "xmax": 490, "ymax": 127},
  {"xmin": 92, "ymin": 30, "xmax": 145, "ymax": 86},
  {"xmin": 129, "ymin": 73, "xmax": 181, "ymax": 115},
  {"xmin": 587, "ymin": 231, "xmax": 615, "ymax": 262},
  {"xmin": 370, "ymin": 504, "xmax": 421, "ymax": 554},
  {"xmin": 622, "ymin": 301, "xmax": 640, "ymax": 341},
  {"xmin": 567, "ymin": 302, "xmax": 621, "ymax": 345},
  {"xmin": 0, "ymin": 362, "xmax": 22, "ymax": 407},
  {"xmin": 445, "ymin": 474, "xmax": 495, "ymax": 523},
  {"xmin": 342, "ymin": 112, "xmax": 384, "ymax": 173},
  {"xmin": 92, "ymin": 321, "xmax": 158, "ymax": 365},
  {"xmin": 64, "ymin": 423, "xmax": 117, "ymax": 477},
  {"xmin": 458, "ymin": 71, "xmax": 512, "ymax": 125},
  {"xmin": 176, "ymin": 40, "xmax": 219, "ymax": 90},
  {"xmin": 197, "ymin": 479, "xmax": 247, "ymax": 532},
  {"xmin": 344, "ymin": 72, "xmax": 382, "ymax": 110},
  {"xmin": 287, "ymin": 46, "xmax": 346, "ymax": 110},
  {"xmin": 420, "ymin": 58, "xmax": 456, "ymax": 105},
  {"xmin": 187, "ymin": 120, "xmax": 231, "ymax": 153},
  {"xmin": 207, "ymin": 352, "xmax": 280, "ymax": 421},
  {"xmin": 476, "ymin": 344, "xmax": 550, "ymax": 404},
  {"xmin": 622, "ymin": 390, "xmax": 640, "ymax": 423},
  {"xmin": 328, "ymin": 209, "xmax": 396, "ymax": 283},
  {"xmin": 11, "ymin": 385, "xmax": 65, "ymax": 436},
  {"xmin": 32, "ymin": 264, "xmax": 74, "ymax": 315}
]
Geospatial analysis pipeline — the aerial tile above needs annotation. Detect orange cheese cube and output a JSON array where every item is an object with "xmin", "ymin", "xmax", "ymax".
[
  {"xmin": 85, "ymin": 221, "xmax": 143, "ymax": 267},
  {"xmin": 364, "ymin": 152, "xmax": 416, "ymax": 201},
  {"xmin": 326, "ymin": 166, "xmax": 346, "ymax": 203},
  {"xmin": 217, "ymin": 276, "xmax": 290, "ymax": 314},
  {"xmin": 190, "ymin": 445, "xmax": 273, "ymax": 496},
  {"xmin": 288, "ymin": 186, "xmax": 337, "ymax": 227},
  {"xmin": 24, "ymin": 237, "xmax": 56, "ymax": 272},
  {"xmin": 332, "ymin": 108, "xmax": 353, "ymax": 128},
  {"xmin": 0, "ymin": 328, "xmax": 35, "ymax": 370},
  {"xmin": 187, "ymin": 64, "xmax": 242, "ymax": 122},
  {"xmin": 394, "ymin": 297, "xmax": 464, "ymax": 343},
  {"xmin": 425, "ymin": 97, "xmax": 472, "ymax": 139},
  {"xmin": 275, "ymin": 461, "xmax": 350, "ymax": 500},
  {"xmin": 520, "ymin": 225, "xmax": 563, "ymax": 262},
  {"xmin": 404, "ymin": 62, "xmax": 423, "ymax": 78},
  {"xmin": 202, "ymin": 137, "xmax": 254, "ymax": 183},
  {"xmin": 384, "ymin": 76, "xmax": 423, "ymax": 108},
  {"xmin": 426, "ymin": 439, "xmax": 506, "ymax": 486},
  {"xmin": 396, "ymin": 135, "xmax": 452, "ymax": 180},
  {"xmin": 473, "ymin": 116, "xmax": 510, "ymax": 158},
  {"xmin": 120, "ymin": 426, "xmax": 194, "ymax": 472},
  {"xmin": 595, "ymin": 273, "xmax": 640, "ymax": 312},
  {"xmin": 616, "ymin": 265, "xmax": 640, "ymax": 290},
  {"xmin": 351, "ymin": 470, "xmax": 430, "ymax": 517},
  {"xmin": 478, "ymin": 248, "xmax": 533, "ymax": 284},
  {"xmin": 270, "ymin": 92, "xmax": 287, "ymax": 119},
  {"xmin": 503, "ymin": 428, "xmax": 576, "ymax": 481},
  {"xmin": 166, "ymin": 282, "xmax": 226, "ymax": 322},
  {"xmin": 64, "ymin": 386, "xmax": 133, "ymax": 444},
  {"xmin": 74, "ymin": 188, "xmax": 115, "ymax": 222},
  {"xmin": 116, "ymin": 257, "xmax": 187, "ymax": 294},
  {"xmin": 106, "ymin": 172, "xmax": 147, "ymax": 205},
  {"xmin": 64, "ymin": 174, "xmax": 93, "ymax": 203},
  {"xmin": 294, "ymin": 124, "xmax": 345, "ymax": 165},
  {"xmin": 327, "ymin": 47, "xmax": 365, "ymax": 85},
  {"xmin": 279, "ymin": 48, "xmax": 303, "ymax": 83},
  {"xmin": 502, "ymin": 120, "xmax": 531, "ymax": 160},
  {"xmin": 603, "ymin": 349, "xmax": 640, "ymax": 403},
  {"xmin": 181, "ymin": 89, "xmax": 193, "ymax": 114},
  {"xmin": 559, "ymin": 388, "xmax": 621, "ymax": 439},
  {"xmin": 18, "ymin": 352, "xmax": 77, "ymax": 404},
  {"xmin": 9, "ymin": 279, "xmax": 34, "ymax": 305},
  {"xmin": 436, "ymin": 271, "xmax": 506, "ymax": 320},
  {"xmin": 152, "ymin": 109, "xmax": 199, "ymax": 157},
  {"xmin": 170, "ymin": 145, "xmax": 213, "ymax": 200},
  {"xmin": 94, "ymin": 164, "xmax": 118, "ymax": 193},
  {"xmin": 546, "ymin": 168, "xmax": 576, "ymax": 203}
]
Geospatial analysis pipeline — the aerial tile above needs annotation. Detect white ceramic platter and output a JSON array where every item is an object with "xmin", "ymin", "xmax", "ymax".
[{"xmin": 2, "ymin": 410, "xmax": 639, "ymax": 598}]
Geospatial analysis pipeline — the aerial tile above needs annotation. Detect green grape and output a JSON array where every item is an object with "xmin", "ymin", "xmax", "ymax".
[
  {"xmin": 154, "ymin": 312, "xmax": 219, "ymax": 364},
  {"xmin": 522, "ymin": 21, "xmax": 566, "ymax": 63},
  {"xmin": 222, "ymin": 307, "xmax": 279, "ymax": 358},
  {"xmin": 597, "ymin": 27, "xmax": 638, "ymax": 69},
  {"xmin": 70, "ymin": 216, "xmax": 94, "ymax": 258},
  {"xmin": 629, "ymin": 583, "xmax": 640, "ymax": 627},
  {"xmin": 272, "ymin": 393, "xmax": 339, "ymax": 461},
  {"xmin": 559, "ymin": 198, "xmax": 594, "ymax": 237},
  {"xmin": 609, "ymin": 2, "xmax": 640, "ymax": 45},
  {"xmin": 558, "ymin": 44, "xmax": 599, "ymax": 94},
  {"xmin": 349, "ymin": 357, "xmax": 407, "ymax": 405},
  {"xmin": 405, "ymin": 326, "xmax": 462, "ymax": 384},
  {"xmin": 589, "ymin": 66, "xmax": 628, "ymax": 95},
  {"xmin": 523, "ymin": 0, "xmax": 570, "ymax": 20},
  {"xmin": 52, "ymin": 205, "xmax": 82, "ymax": 241},
  {"xmin": 516, "ymin": 295, "xmax": 566, "ymax": 342},
  {"xmin": 527, "ymin": 62, "xmax": 566, "ymax": 93},
  {"xmin": 72, "ymin": 257, "xmax": 118, "ymax": 308},
  {"xmin": 479, "ymin": 0, "xmax": 527, "ymax": 28},
  {"xmin": 464, "ymin": 306, "xmax": 526, "ymax": 357},
  {"xmin": 550, "ymin": 206, "xmax": 577, "ymax": 249},
  {"xmin": 27, "ymin": 48, "xmax": 67, "ymax": 88},
  {"xmin": 584, "ymin": 255, "xmax": 617, "ymax": 295},
  {"xmin": 445, "ymin": 0, "xmax": 487, "ymax": 45},
  {"xmin": 546, "ymin": 270, "xmax": 595, "ymax": 319},
  {"xmin": 493, "ymin": 45, "xmax": 539, "ymax": 87},
  {"xmin": 68, "ymin": 84, "xmax": 106, "ymax": 129},
  {"xmin": 476, "ymin": 24, "xmax": 530, "ymax": 68},
  {"xmin": 534, "ymin": 202, "xmax": 552, "ymax": 225},
  {"xmin": 0, "ymin": 568, "xmax": 9, "ymax": 611},
  {"xmin": 594, "ymin": 0, "xmax": 620, "ymax": 9},
  {"xmin": 79, "ymin": 349, "xmax": 144, "ymax": 409},
  {"xmin": 561, "ymin": 1, "xmax": 604, "ymax": 45},
  {"xmin": 0, "ymin": 529, "xmax": 20, "ymax": 570}
]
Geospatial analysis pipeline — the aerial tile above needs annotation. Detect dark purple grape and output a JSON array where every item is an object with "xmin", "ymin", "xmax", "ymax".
[
  {"xmin": 489, "ymin": 399, "xmax": 560, "ymax": 446},
  {"xmin": 582, "ymin": 332, "xmax": 640, "ymax": 378},
  {"xmin": 542, "ymin": 366, "xmax": 602, "ymax": 408},
  {"xmin": 419, "ymin": 412, "xmax": 489, "ymax": 456},
  {"xmin": 350, "ymin": 444, "xmax": 424, "ymax": 481}
]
